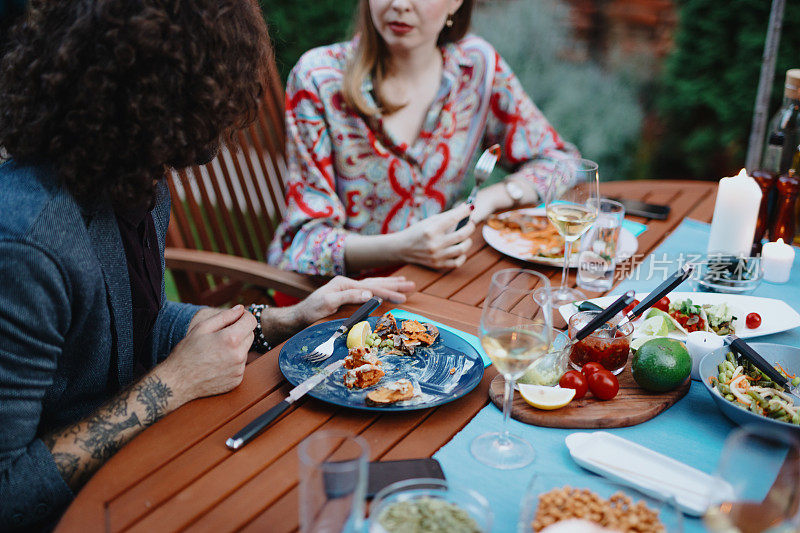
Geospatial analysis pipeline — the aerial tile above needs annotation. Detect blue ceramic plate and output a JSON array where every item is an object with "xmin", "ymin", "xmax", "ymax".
[
  {"xmin": 278, "ymin": 315, "xmax": 484, "ymax": 412},
  {"xmin": 699, "ymin": 343, "xmax": 800, "ymax": 436}
]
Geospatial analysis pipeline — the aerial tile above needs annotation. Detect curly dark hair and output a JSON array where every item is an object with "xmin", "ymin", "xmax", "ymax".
[{"xmin": 0, "ymin": 0, "xmax": 271, "ymax": 208}]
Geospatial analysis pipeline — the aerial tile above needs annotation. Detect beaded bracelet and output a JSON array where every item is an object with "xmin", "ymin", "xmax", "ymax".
[{"xmin": 247, "ymin": 304, "xmax": 271, "ymax": 354}]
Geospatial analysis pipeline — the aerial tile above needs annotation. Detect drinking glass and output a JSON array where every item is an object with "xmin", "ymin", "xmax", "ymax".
[
  {"xmin": 298, "ymin": 430, "xmax": 369, "ymax": 533},
  {"xmin": 470, "ymin": 269, "xmax": 553, "ymax": 469},
  {"xmin": 704, "ymin": 426, "xmax": 800, "ymax": 533},
  {"xmin": 577, "ymin": 198, "xmax": 625, "ymax": 292},
  {"xmin": 545, "ymin": 158, "xmax": 600, "ymax": 307}
]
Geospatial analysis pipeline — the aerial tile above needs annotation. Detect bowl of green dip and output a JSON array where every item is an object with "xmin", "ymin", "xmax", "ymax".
[{"xmin": 369, "ymin": 478, "xmax": 492, "ymax": 533}]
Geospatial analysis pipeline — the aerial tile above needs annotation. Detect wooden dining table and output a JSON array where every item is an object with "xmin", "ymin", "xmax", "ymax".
[{"xmin": 56, "ymin": 180, "xmax": 719, "ymax": 532}]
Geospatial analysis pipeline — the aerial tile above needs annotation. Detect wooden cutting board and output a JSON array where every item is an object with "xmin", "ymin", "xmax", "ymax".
[{"xmin": 489, "ymin": 363, "xmax": 691, "ymax": 429}]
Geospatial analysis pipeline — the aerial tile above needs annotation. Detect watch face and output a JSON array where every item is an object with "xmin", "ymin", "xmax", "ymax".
[{"xmin": 506, "ymin": 181, "xmax": 524, "ymax": 201}]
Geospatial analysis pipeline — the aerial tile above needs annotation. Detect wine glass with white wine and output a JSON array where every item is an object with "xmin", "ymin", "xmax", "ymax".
[
  {"xmin": 704, "ymin": 426, "xmax": 800, "ymax": 533},
  {"xmin": 470, "ymin": 269, "xmax": 554, "ymax": 470},
  {"xmin": 545, "ymin": 158, "xmax": 600, "ymax": 308}
]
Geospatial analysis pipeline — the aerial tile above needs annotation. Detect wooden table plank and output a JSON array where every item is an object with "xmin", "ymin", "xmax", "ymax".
[{"xmin": 55, "ymin": 181, "xmax": 718, "ymax": 532}]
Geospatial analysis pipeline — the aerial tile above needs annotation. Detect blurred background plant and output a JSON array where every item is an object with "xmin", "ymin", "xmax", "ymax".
[
  {"xmin": 1, "ymin": 0, "xmax": 798, "ymax": 180},
  {"xmin": 258, "ymin": 0, "xmax": 800, "ymax": 181}
]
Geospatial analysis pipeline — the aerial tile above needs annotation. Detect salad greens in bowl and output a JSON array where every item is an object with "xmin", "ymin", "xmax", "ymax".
[{"xmin": 699, "ymin": 343, "xmax": 800, "ymax": 435}]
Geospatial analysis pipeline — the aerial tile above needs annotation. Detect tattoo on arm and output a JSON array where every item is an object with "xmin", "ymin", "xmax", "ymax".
[
  {"xmin": 43, "ymin": 375, "xmax": 175, "ymax": 489},
  {"xmin": 134, "ymin": 376, "xmax": 173, "ymax": 425}
]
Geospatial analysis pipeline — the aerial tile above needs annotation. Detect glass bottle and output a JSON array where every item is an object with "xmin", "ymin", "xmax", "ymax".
[
  {"xmin": 771, "ymin": 146, "xmax": 800, "ymax": 243},
  {"xmin": 765, "ymin": 69, "xmax": 800, "ymax": 174},
  {"xmin": 752, "ymin": 132, "xmax": 784, "ymax": 252}
]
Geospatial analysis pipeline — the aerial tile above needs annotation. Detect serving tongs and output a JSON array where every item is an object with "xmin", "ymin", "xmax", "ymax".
[
  {"xmin": 566, "ymin": 290, "xmax": 636, "ymax": 347},
  {"xmin": 606, "ymin": 263, "xmax": 696, "ymax": 335},
  {"xmin": 724, "ymin": 335, "xmax": 800, "ymax": 400}
]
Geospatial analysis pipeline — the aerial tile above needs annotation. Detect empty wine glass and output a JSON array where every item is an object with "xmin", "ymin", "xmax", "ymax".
[
  {"xmin": 545, "ymin": 158, "xmax": 600, "ymax": 307},
  {"xmin": 703, "ymin": 425, "xmax": 800, "ymax": 533},
  {"xmin": 470, "ymin": 269, "xmax": 553, "ymax": 470}
]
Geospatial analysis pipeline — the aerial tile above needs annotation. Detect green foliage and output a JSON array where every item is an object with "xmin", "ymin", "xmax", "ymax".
[
  {"xmin": 472, "ymin": 0, "xmax": 644, "ymax": 180},
  {"xmin": 655, "ymin": 0, "xmax": 800, "ymax": 179},
  {"xmin": 260, "ymin": 0, "xmax": 358, "ymax": 80}
]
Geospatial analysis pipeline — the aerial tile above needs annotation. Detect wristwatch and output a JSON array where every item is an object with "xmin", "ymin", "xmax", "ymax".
[{"xmin": 504, "ymin": 179, "xmax": 525, "ymax": 204}]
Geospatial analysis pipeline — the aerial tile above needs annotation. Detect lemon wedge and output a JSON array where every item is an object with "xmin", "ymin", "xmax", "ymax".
[
  {"xmin": 346, "ymin": 321, "xmax": 372, "ymax": 349},
  {"xmin": 518, "ymin": 384, "xmax": 575, "ymax": 410}
]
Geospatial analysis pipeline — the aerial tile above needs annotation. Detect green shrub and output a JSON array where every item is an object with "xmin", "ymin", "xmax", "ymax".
[
  {"xmin": 472, "ymin": 0, "xmax": 645, "ymax": 180},
  {"xmin": 260, "ymin": 0, "xmax": 358, "ymax": 80},
  {"xmin": 655, "ymin": 0, "xmax": 800, "ymax": 179}
]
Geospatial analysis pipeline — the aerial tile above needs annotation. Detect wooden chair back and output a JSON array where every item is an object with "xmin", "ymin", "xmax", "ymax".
[{"xmin": 165, "ymin": 61, "xmax": 311, "ymax": 306}]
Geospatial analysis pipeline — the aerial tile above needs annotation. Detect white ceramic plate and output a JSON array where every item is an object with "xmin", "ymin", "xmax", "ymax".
[
  {"xmin": 559, "ymin": 291, "xmax": 800, "ymax": 340},
  {"xmin": 565, "ymin": 431, "xmax": 730, "ymax": 516},
  {"xmin": 482, "ymin": 207, "xmax": 638, "ymax": 267}
]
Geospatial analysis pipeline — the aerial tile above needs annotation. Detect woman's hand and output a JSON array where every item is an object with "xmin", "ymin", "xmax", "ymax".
[{"xmin": 395, "ymin": 203, "xmax": 475, "ymax": 270}]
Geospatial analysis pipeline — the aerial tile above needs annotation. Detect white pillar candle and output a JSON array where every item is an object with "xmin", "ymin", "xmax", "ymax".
[
  {"xmin": 707, "ymin": 169, "xmax": 762, "ymax": 257},
  {"xmin": 762, "ymin": 238, "xmax": 795, "ymax": 283},
  {"xmin": 685, "ymin": 331, "xmax": 724, "ymax": 380}
]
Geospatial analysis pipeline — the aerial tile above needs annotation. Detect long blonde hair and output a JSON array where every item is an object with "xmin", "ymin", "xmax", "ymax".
[{"xmin": 342, "ymin": 0, "xmax": 475, "ymax": 117}]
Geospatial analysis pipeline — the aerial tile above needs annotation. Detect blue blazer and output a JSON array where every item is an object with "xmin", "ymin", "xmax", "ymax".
[{"xmin": 0, "ymin": 161, "xmax": 202, "ymax": 530}]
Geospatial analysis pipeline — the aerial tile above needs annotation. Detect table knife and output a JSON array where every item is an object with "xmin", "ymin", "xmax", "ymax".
[
  {"xmin": 226, "ymin": 358, "xmax": 345, "ymax": 451},
  {"xmin": 724, "ymin": 335, "xmax": 800, "ymax": 399}
]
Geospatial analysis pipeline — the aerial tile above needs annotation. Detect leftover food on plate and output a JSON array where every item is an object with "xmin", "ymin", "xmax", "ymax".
[
  {"xmin": 344, "ymin": 346, "xmax": 382, "ymax": 369},
  {"xmin": 366, "ymin": 379, "xmax": 415, "ymax": 406},
  {"xmin": 344, "ymin": 363, "xmax": 385, "ymax": 389},
  {"xmin": 338, "ymin": 313, "xmax": 443, "ymax": 403},
  {"xmin": 377, "ymin": 497, "xmax": 481, "ymax": 533},
  {"xmin": 711, "ymin": 351, "xmax": 800, "ymax": 425},
  {"xmin": 532, "ymin": 487, "xmax": 664, "ymax": 533},
  {"xmin": 487, "ymin": 212, "xmax": 565, "ymax": 258}
]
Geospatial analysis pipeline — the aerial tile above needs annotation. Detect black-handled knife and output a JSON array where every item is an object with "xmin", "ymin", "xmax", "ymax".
[
  {"xmin": 725, "ymin": 335, "xmax": 800, "ymax": 398},
  {"xmin": 226, "ymin": 399, "xmax": 293, "ymax": 451},
  {"xmin": 340, "ymin": 296, "xmax": 383, "ymax": 333},
  {"xmin": 573, "ymin": 290, "xmax": 636, "ymax": 342}
]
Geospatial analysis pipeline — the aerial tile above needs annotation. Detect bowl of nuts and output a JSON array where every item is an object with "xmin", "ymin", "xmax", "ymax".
[{"xmin": 517, "ymin": 473, "xmax": 683, "ymax": 533}]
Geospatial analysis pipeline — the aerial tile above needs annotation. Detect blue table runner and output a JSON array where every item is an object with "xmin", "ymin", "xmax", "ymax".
[{"xmin": 432, "ymin": 218, "xmax": 800, "ymax": 532}]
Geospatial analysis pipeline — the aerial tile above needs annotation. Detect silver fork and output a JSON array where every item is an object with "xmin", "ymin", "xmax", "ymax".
[
  {"xmin": 455, "ymin": 144, "xmax": 501, "ymax": 230},
  {"xmin": 303, "ymin": 297, "xmax": 383, "ymax": 363}
]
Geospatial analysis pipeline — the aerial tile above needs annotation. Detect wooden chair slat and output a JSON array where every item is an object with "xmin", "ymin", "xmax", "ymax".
[
  {"xmin": 246, "ymin": 122, "xmax": 284, "ymax": 237},
  {"xmin": 202, "ymin": 160, "xmax": 247, "ymax": 258},
  {"xmin": 235, "ymin": 128, "xmax": 271, "ymax": 253}
]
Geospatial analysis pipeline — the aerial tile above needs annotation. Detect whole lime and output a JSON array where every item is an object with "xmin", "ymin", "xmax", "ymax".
[{"xmin": 631, "ymin": 338, "xmax": 691, "ymax": 392}]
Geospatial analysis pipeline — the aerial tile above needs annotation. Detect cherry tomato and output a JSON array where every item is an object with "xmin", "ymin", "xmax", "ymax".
[
  {"xmin": 623, "ymin": 299, "xmax": 640, "ymax": 315},
  {"xmin": 652, "ymin": 296, "xmax": 671, "ymax": 312},
  {"xmin": 581, "ymin": 362, "xmax": 605, "ymax": 379},
  {"xmin": 587, "ymin": 369, "xmax": 620, "ymax": 400},
  {"xmin": 746, "ymin": 312, "xmax": 762, "ymax": 329},
  {"xmin": 559, "ymin": 370, "xmax": 588, "ymax": 400}
]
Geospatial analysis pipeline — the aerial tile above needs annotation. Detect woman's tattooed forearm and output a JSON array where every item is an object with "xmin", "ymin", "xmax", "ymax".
[{"xmin": 43, "ymin": 375, "xmax": 175, "ymax": 488}]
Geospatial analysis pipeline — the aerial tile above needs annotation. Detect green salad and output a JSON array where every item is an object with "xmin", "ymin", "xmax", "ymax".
[
  {"xmin": 378, "ymin": 497, "xmax": 482, "ymax": 533},
  {"xmin": 711, "ymin": 351, "xmax": 800, "ymax": 425}
]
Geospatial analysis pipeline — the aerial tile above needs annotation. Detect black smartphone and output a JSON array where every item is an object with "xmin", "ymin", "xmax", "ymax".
[
  {"xmin": 607, "ymin": 197, "xmax": 671, "ymax": 220},
  {"xmin": 367, "ymin": 458, "xmax": 445, "ymax": 498},
  {"xmin": 323, "ymin": 458, "xmax": 445, "ymax": 499}
]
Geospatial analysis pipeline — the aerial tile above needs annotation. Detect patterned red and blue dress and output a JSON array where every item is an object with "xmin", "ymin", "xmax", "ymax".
[{"xmin": 267, "ymin": 35, "xmax": 579, "ymax": 276}]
